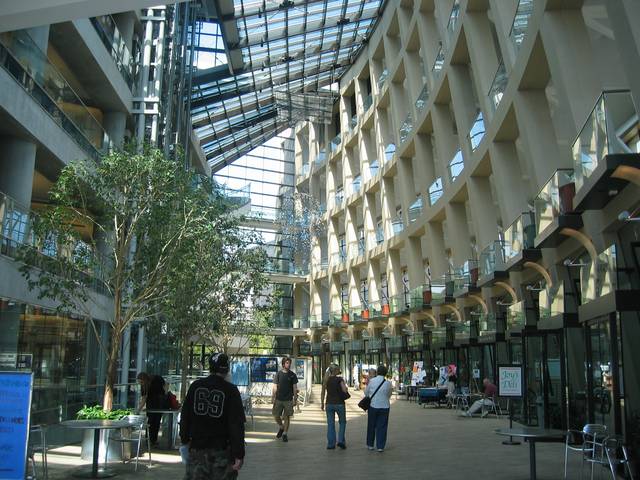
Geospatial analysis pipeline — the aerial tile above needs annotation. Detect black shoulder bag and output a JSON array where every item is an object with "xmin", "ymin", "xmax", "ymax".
[{"xmin": 358, "ymin": 379, "xmax": 386, "ymax": 411}]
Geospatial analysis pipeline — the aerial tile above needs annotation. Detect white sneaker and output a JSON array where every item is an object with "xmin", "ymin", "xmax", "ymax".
[
  {"xmin": 367, "ymin": 446, "xmax": 375, "ymax": 451},
  {"xmin": 377, "ymin": 449, "xmax": 384, "ymax": 453}
]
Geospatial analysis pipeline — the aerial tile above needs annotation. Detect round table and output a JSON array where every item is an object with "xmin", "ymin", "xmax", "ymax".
[
  {"xmin": 61, "ymin": 419, "xmax": 130, "ymax": 478},
  {"xmin": 146, "ymin": 409, "xmax": 180, "ymax": 449},
  {"xmin": 494, "ymin": 427, "xmax": 565, "ymax": 480}
]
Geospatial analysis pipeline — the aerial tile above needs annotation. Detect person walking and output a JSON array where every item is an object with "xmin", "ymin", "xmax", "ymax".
[
  {"xmin": 180, "ymin": 353, "xmax": 245, "ymax": 480},
  {"xmin": 272, "ymin": 357, "xmax": 298, "ymax": 442},
  {"xmin": 364, "ymin": 365, "xmax": 392, "ymax": 452},
  {"xmin": 321, "ymin": 364, "xmax": 349, "ymax": 450}
]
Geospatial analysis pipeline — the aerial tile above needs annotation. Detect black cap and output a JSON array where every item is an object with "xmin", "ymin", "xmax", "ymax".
[{"xmin": 209, "ymin": 353, "xmax": 230, "ymax": 374}]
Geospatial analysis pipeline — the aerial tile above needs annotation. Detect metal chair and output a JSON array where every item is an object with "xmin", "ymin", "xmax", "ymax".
[
  {"xmin": 27, "ymin": 424, "xmax": 48, "ymax": 480},
  {"xmin": 563, "ymin": 424, "xmax": 607, "ymax": 480},
  {"xmin": 481, "ymin": 395, "xmax": 503, "ymax": 418},
  {"xmin": 106, "ymin": 414, "xmax": 152, "ymax": 471},
  {"xmin": 455, "ymin": 387, "xmax": 470, "ymax": 411},
  {"xmin": 603, "ymin": 436, "xmax": 634, "ymax": 479}
]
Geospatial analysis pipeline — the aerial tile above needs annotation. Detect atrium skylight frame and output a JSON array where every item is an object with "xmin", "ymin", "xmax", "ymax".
[{"xmin": 192, "ymin": 0, "xmax": 386, "ymax": 173}]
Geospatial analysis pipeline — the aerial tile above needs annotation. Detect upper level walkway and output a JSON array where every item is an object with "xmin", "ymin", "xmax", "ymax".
[{"xmin": 42, "ymin": 391, "xmax": 595, "ymax": 480}]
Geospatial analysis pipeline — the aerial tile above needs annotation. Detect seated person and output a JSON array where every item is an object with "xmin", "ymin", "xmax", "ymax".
[{"xmin": 462, "ymin": 378, "xmax": 497, "ymax": 417}]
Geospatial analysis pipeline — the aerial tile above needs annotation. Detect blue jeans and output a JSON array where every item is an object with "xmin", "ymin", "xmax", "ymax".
[
  {"xmin": 366, "ymin": 407, "xmax": 389, "ymax": 450},
  {"xmin": 326, "ymin": 403, "xmax": 346, "ymax": 447}
]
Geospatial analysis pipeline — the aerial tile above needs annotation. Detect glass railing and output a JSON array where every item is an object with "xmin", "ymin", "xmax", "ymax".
[
  {"xmin": 408, "ymin": 197, "xmax": 423, "ymax": 223},
  {"xmin": 386, "ymin": 336, "xmax": 404, "ymax": 351},
  {"xmin": 572, "ymin": 90, "xmax": 637, "ymax": 191},
  {"xmin": 363, "ymin": 94, "xmax": 373, "ymax": 112},
  {"xmin": 369, "ymin": 160, "xmax": 379, "ymax": 178},
  {"xmin": 310, "ymin": 315, "xmax": 330, "ymax": 328},
  {"xmin": 503, "ymin": 211, "xmax": 536, "ymax": 262},
  {"xmin": 391, "ymin": 216, "xmax": 404, "ymax": 235},
  {"xmin": 217, "ymin": 183, "xmax": 251, "ymax": 208},
  {"xmin": 265, "ymin": 258, "xmax": 308, "ymax": 276},
  {"xmin": 415, "ymin": 84, "xmax": 429, "ymax": 113},
  {"xmin": 366, "ymin": 338, "xmax": 384, "ymax": 352},
  {"xmin": 446, "ymin": 0, "xmax": 461, "ymax": 41},
  {"xmin": 407, "ymin": 334, "xmax": 424, "ymax": 351},
  {"xmin": 315, "ymin": 149, "xmax": 327, "ymax": 167},
  {"xmin": 581, "ymin": 244, "xmax": 632, "ymax": 304},
  {"xmin": 368, "ymin": 299, "xmax": 390, "ymax": 317},
  {"xmin": 377, "ymin": 68, "xmax": 389, "ymax": 91},
  {"xmin": 449, "ymin": 149, "xmax": 464, "ymax": 182},
  {"xmin": 90, "ymin": 15, "xmax": 137, "ymax": 89},
  {"xmin": 350, "ymin": 114, "xmax": 358, "ymax": 131},
  {"xmin": 349, "ymin": 339, "xmax": 365, "ymax": 351},
  {"xmin": 334, "ymin": 188, "xmax": 344, "ymax": 208},
  {"xmin": 390, "ymin": 293, "xmax": 410, "ymax": 315},
  {"xmin": 428, "ymin": 177, "xmax": 444, "ymax": 205},
  {"xmin": 331, "ymin": 249, "xmax": 347, "ymax": 265},
  {"xmin": 358, "ymin": 237, "xmax": 366, "ymax": 256},
  {"xmin": 539, "ymin": 283, "xmax": 564, "ymax": 320},
  {"xmin": 330, "ymin": 341, "xmax": 345, "ymax": 353},
  {"xmin": 488, "ymin": 61, "xmax": 508, "ymax": 112},
  {"xmin": 430, "ymin": 327, "xmax": 446, "ymax": 347},
  {"xmin": 452, "ymin": 321, "xmax": 471, "ymax": 341},
  {"xmin": 375, "ymin": 225, "xmax": 384, "ymax": 245},
  {"xmin": 409, "ymin": 284, "xmax": 432, "ymax": 309},
  {"xmin": 297, "ymin": 163, "xmax": 310, "ymax": 180},
  {"xmin": 329, "ymin": 309, "xmax": 349, "ymax": 326},
  {"xmin": 509, "ymin": 0, "xmax": 534, "ymax": 51},
  {"xmin": 431, "ymin": 277, "xmax": 453, "ymax": 306},
  {"xmin": 453, "ymin": 260, "xmax": 479, "ymax": 294},
  {"xmin": 330, "ymin": 134, "xmax": 342, "ymax": 152},
  {"xmin": 534, "ymin": 169, "xmax": 576, "ymax": 237},
  {"xmin": 507, "ymin": 300, "xmax": 525, "ymax": 330},
  {"xmin": 351, "ymin": 176, "xmax": 362, "ymax": 195},
  {"xmin": 311, "ymin": 342, "xmax": 323, "ymax": 354},
  {"xmin": 468, "ymin": 111, "xmax": 486, "ymax": 151},
  {"xmin": 0, "ymin": 31, "xmax": 110, "ymax": 158},
  {"xmin": 0, "ymin": 191, "xmax": 109, "ymax": 296},
  {"xmin": 246, "ymin": 204, "xmax": 279, "ymax": 221},
  {"xmin": 348, "ymin": 306, "xmax": 367, "ymax": 323},
  {"xmin": 384, "ymin": 143, "xmax": 396, "ymax": 163},
  {"xmin": 479, "ymin": 240, "xmax": 506, "ymax": 278},
  {"xmin": 478, "ymin": 313, "xmax": 497, "ymax": 337},
  {"xmin": 399, "ymin": 112, "xmax": 414, "ymax": 143},
  {"xmin": 432, "ymin": 46, "xmax": 445, "ymax": 78}
]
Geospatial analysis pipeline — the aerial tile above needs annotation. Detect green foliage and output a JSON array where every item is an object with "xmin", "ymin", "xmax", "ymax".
[{"xmin": 76, "ymin": 405, "xmax": 132, "ymax": 420}]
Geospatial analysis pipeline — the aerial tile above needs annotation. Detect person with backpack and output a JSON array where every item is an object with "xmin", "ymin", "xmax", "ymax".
[{"xmin": 363, "ymin": 365, "xmax": 392, "ymax": 452}]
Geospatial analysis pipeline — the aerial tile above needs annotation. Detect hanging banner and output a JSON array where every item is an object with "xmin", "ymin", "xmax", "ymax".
[{"xmin": 0, "ymin": 371, "xmax": 33, "ymax": 479}]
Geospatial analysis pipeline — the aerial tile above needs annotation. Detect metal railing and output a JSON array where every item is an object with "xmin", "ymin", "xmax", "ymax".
[{"xmin": 90, "ymin": 15, "xmax": 137, "ymax": 89}]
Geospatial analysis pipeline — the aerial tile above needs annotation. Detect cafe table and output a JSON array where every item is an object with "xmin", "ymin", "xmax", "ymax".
[
  {"xmin": 494, "ymin": 427, "xmax": 565, "ymax": 480},
  {"xmin": 146, "ymin": 409, "xmax": 180, "ymax": 449},
  {"xmin": 61, "ymin": 419, "xmax": 130, "ymax": 478}
]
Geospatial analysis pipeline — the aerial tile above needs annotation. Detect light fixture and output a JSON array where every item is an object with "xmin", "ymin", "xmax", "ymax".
[
  {"xmin": 618, "ymin": 210, "xmax": 640, "ymax": 222},
  {"xmin": 496, "ymin": 300, "xmax": 513, "ymax": 306},
  {"xmin": 563, "ymin": 258, "xmax": 588, "ymax": 267},
  {"xmin": 525, "ymin": 283, "xmax": 545, "ymax": 291}
]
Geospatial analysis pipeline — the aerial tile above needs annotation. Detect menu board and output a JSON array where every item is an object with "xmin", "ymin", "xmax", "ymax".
[
  {"xmin": 498, "ymin": 365, "xmax": 523, "ymax": 397},
  {"xmin": 0, "ymin": 372, "xmax": 33, "ymax": 479}
]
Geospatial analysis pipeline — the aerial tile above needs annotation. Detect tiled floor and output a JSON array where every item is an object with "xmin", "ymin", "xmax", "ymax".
[{"xmin": 41, "ymin": 392, "xmax": 599, "ymax": 479}]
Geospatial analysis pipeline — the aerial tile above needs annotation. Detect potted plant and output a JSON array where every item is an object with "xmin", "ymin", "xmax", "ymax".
[
  {"xmin": 382, "ymin": 303, "xmax": 390, "ymax": 315},
  {"xmin": 77, "ymin": 405, "xmax": 132, "ymax": 462},
  {"xmin": 361, "ymin": 308, "xmax": 370, "ymax": 319},
  {"xmin": 422, "ymin": 287, "xmax": 432, "ymax": 305}
]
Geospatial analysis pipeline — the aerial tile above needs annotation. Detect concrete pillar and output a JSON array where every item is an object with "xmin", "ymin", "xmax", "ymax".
[
  {"xmin": 381, "ymin": 177, "xmax": 396, "ymax": 240},
  {"xmin": 426, "ymin": 221, "xmax": 448, "ymax": 279},
  {"xmin": 397, "ymin": 157, "xmax": 415, "ymax": 223},
  {"xmin": 467, "ymin": 176, "xmax": 499, "ymax": 248},
  {"xmin": 407, "ymin": 236, "xmax": 424, "ymax": 288},
  {"xmin": 0, "ymin": 137, "xmax": 36, "ymax": 206},
  {"xmin": 489, "ymin": 142, "xmax": 529, "ymax": 224},
  {"xmin": 363, "ymin": 193, "xmax": 377, "ymax": 251},
  {"xmin": 448, "ymin": 65, "xmax": 477, "ymax": 161},
  {"xmin": 432, "ymin": 103, "xmax": 458, "ymax": 187},
  {"xmin": 367, "ymin": 260, "xmax": 381, "ymax": 304},
  {"xmin": 445, "ymin": 202, "xmax": 472, "ymax": 267},
  {"xmin": 387, "ymin": 249, "xmax": 403, "ymax": 298},
  {"xmin": 103, "ymin": 111, "xmax": 127, "ymax": 148}
]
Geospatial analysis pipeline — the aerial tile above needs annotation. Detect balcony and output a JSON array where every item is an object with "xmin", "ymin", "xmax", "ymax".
[
  {"xmin": 90, "ymin": 15, "xmax": 137, "ymax": 89},
  {"xmin": 415, "ymin": 84, "xmax": 429, "ymax": 113},
  {"xmin": 477, "ymin": 241, "xmax": 508, "ymax": 287},
  {"xmin": 503, "ymin": 211, "xmax": 541, "ymax": 271},
  {"xmin": 315, "ymin": 149, "xmax": 327, "ymax": 168},
  {"xmin": 407, "ymin": 334, "xmax": 425, "ymax": 352},
  {"xmin": 453, "ymin": 260, "xmax": 480, "ymax": 298},
  {"xmin": 349, "ymin": 306, "xmax": 370, "ymax": 324},
  {"xmin": 572, "ymin": 90, "xmax": 640, "ymax": 211},
  {"xmin": 579, "ymin": 244, "xmax": 640, "ymax": 321},
  {"xmin": 330, "ymin": 308, "xmax": 350, "ymax": 326},
  {"xmin": 534, "ymin": 169, "xmax": 582, "ymax": 248},
  {"xmin": 297, "ymin": 163, "xmax": 310, "ymax": 181},
  {"xmin": 448, "ymin": 149, "xmax": 464, "ymax": 182},
  {"xmin": 273, "ymin": 314, "xmax": 309, "ymax": 330},
  {"xmin": 431, "ymin": 275, "xmax": 455, "ymax": 306},
  {"xmin": 330, "ymin": 134, "xmax": 342, "ymax": 153},
  {"xmin": 366, "ymin": 337, "xmax": 384, "ymax": 354},
  {"xmin": 468, "ymin": 111, "xmax": 486, "ymax": 152},
  {"xmin": 509, "ymin": 0, "xmax": 534, "ymax": 51},
  {"xmin": 391, "ymin": 216, "xmax": 404, "ymax": 236},
  {"xmin": 399, "ymin": 112, "xmax": 414, "ymax": 144},
  {"xmin": 245, "ymin": 204, "xmax": 279, "ymax": 222},
  {"xmin": 311, "ymin": 342, "xmax": 323, "ymax": 354},
  {"xmin": 330, "ymin": 341, "xmax": 345, "ymax": 353},
  {"xmin": 432, "ymin": 46, "xmax": 445, "ymax": 79},
  {"xmin": 409, "ymin": 284, "xmax": 432, "ymax": 312},
  {"xmin": 369, "ymin": 160, "xmax": 379, "ymax": 178},
  {"xmin": 375, "ymin": 225, "xmax": 384, "ymax": 245},
  {"xmin": 351, "ymin": 175, "xmax": 362, "ymax": 195},
  {"xmin": 266, "ymin": 258, "xmax": 308, "ymax": 276},
  {"xmin": 446, "ymin": 0, "xmax": 461, "ymax": 43},
  {"xmin": 384, "ymin": 143, "xmax": 396, "ymax": 163},
  {"xmin": 0, "ymin": 30, "xmax": 111, "ymax": 159},
  {"xmin": 377, "ymin": 68, "xmax": 389, "ymax": 91},
  {"xmin": 506, "ymin": 300, "xmax": 526, "ymax": 336},
  {"xmin": 368, "ymin": 299, "xmax": 390, "ymax": 319},
  {"xmin": 429, "ymin": 327, "xmax": 446, "ymax": 349},
  {"xmin": 538, "ymin": 281, "xmax": 577, "ymax": 329},
  {"xmin": 428, "ymin": 177, "xmax": 444, "ymax": 206},
  {"xmin": 310, "ymin": 314, "xmax": 330, "ymax": 328},
  {"xmin": 478, "ymin": 313, "xmax": 500, "ymax": 340},
  {"xmin": 408, "ymin": 197, "xmax": 423, "ymax": 223},
  {"xmin": 349, "ymin": 339, "xmax": 365, "ymax": 352},
  {"xmin": 488, "ymin": 61, "xmax": 508, "ymax": 112},
  {"xmin": 334, "ymin": 188, "xmax": 344, "ymax": 209},
  {"xmin": 358, "ymin": 237, "xmax": 366, "ymax": 256},
  {"xmin": 217, "ymin": 183, "xmax": 251, "ymax": 209},
  {"xmin": 451, "ymin": 321, "xmax": 471, "ymax": 343},
  {"xmin": 331, "ymin": 249, "xmax": 347, "ymax": 266},
  {"xmin": 389, "ymin": 293, "xmax": 410, "ymax": 316},
  {"xmin": 386, "ymin": 335, "xmax": 404, "ymax": 353},
  {"xmin": 363, "ymin": 94, "xmax": 373, "ymax": 113}
]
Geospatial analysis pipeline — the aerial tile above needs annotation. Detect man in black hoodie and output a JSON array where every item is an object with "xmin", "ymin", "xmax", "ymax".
[{"xmin": 180, "ymin": 353, "xmax": 246, "ymax": 479}]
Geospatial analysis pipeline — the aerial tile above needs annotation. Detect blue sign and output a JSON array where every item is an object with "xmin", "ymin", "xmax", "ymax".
[
  {"xmin": 0, "ymin": 372, "xmax": 33, "ymax": 479},
  {"xmin": 231, "ymin": 360, "xmax": 249, "ymax": 386},
  {"xmin": 250, "ymin": 357, "xmax": 278, "ymax": 383}
]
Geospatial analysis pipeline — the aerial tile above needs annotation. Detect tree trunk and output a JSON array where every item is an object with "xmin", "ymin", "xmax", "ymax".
[
  {"xmin": 103, "ymin": 328, "xmax": 122, "ymax": 411},
  {"xmin": 180, "ymin": 336, "xmax": 190, "ymax": 400}
]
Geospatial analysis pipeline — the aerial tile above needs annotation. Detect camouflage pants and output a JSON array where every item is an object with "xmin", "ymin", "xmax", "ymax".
[{"xmin": 184, "ymin": 447, "xmax": 238, "ymax": 480}]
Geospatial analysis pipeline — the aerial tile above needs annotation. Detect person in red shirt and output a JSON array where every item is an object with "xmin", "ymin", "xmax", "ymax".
[{"xmin": 463, "ymin": 378, "xmax": 497, "ymax": 417}]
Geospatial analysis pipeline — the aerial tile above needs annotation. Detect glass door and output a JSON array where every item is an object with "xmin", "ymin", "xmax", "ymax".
[
  {"xmin": 525, "ymin": 335, "xmax": 544, "ymax": 427},
  {"xmin": 546, "ymin": 332, "xmax": 564, "ymax": 429},
  {"xmin": 588, "ymin": 317, "xmax": 618, "ymax": 433}
]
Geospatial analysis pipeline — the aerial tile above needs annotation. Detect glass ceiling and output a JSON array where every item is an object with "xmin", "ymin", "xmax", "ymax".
[{"xmin": 192, "ymin": 0, "xmax": 386, "ymax": 173}]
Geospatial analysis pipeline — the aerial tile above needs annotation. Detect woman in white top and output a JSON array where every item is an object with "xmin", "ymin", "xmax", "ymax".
[{"xmin": 363, "ymin": 365, "xmax": 393, "ymax": 452}]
